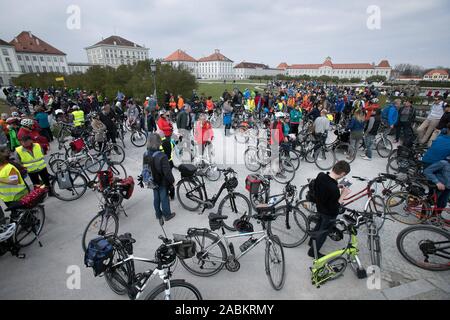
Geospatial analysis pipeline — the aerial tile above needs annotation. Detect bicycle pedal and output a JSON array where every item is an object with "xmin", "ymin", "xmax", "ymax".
[{"xmin": 356, "ymin": 268, "xmax": 367, "ymax": 279}]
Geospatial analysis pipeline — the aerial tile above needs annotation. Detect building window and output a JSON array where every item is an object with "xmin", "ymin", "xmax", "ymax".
[
  {"xmin": 53, "ymin": 56, "xmax": 57, "ymax": 62},
  {"xmin": 17, "ymin": 55, "xmax": 22, "ymax": 61},
  {"xmin": 2, "ymin": 49, "xmax": 8, "ymax": 56},
  {"xmin": 43, "ymin": 66, "xmax": 47, "ymax": 72},
  {"xmin": 28, "ymin": 66, "xmax": 33, "ymax": 73},
  {"xmin": 21, "ymin": 65, "xmax": 26, "ymax": 73},
  {"xmin": 56, "ymin": 66, "xmax": 60, "ymax": 72},
  {"xmin": 60, "ymin": 57, "xmax": 63, "ymax": 62},
  {"xmin": 6, "ymin": 58, "xmax": 13, "ymax": 72},
  {"xmin": 47, "ymin": 56, "xmax": 51, "ymax": 62},
  {"xmin": 36, "ymin": 65, "xmax": 41, "ymax": 72},
  {"xmin": 40, "ymin": 56, "xmax": 44, "ymax": 62},
  {"xmin": 25, "ymin": 56, "xmax": 30, "ymax": 61},
  {"xmin": 49, "ymin": 66, "xmax": 53, "ymax": 72},
  {"xmin": 33, "ymin": 56, "xmax": 37, "ymax": 61}
]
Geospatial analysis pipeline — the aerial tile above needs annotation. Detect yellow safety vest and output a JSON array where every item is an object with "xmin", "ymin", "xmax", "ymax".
[
  {"xmin": 72, "ymin": 110, "xmax": 85, "ymax": 127},
  {"xmin": 160, "ymin": 137, "xmax": 174, "ymax": 162},
  {"xmin": 0, "ymin": 163, "xmax": 27, "ymax": 202},
  {"xmin": 16, "ymin": 144, "xmax": 47, "ymax": 173},
  {"xmin": 277, "ymin": 102, "xmax": 284, "ymax": 111}
]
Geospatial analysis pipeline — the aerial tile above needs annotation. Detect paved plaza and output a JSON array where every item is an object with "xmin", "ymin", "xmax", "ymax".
[{"xmin": 0, "ymin": 129, "xmax": 449, "ymax": 300}]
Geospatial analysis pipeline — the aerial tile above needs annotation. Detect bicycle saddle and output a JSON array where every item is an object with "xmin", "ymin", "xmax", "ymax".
[
  {"xmin": 208, "ymin": 213, "xmax": 228, "ymax": 221},
  {"xmin": 380, "ymin": 173, "xmax": 397, "ymax": 180},
  {"xmin": 118, "ymin": 233, "xmax": 136, "ymax": 244}
]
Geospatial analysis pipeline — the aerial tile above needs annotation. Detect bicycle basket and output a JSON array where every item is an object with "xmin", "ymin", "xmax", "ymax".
[
  {"xmin": 19, "ymin": 186, "xmax": 48, "ymax": 209},
  {"xmin": 178, "ymin": 164, "xmax": 197, "ymax": 178},
  {"xmin": 119, "ymin": 176, "xmax": 135, "ymax": 200},
  {"xmin": 97, "ymin": 169, "xmax": 113, "ymax": 191},
  {"xmin": 245, "ymin": 174, "xmax": 262, "ymax": 194},
  {"xmin": 226, "ymin": 177, "xmax": 238, "ymax": 190},
  {"xmin": 70, "ymin": 138, "xmax": 85, "ymax": 154}
]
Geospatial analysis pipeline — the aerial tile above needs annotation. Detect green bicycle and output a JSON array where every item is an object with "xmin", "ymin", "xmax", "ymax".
[{"xmin": 308, "ymin": 209, "xmax": 370, "ymax": 288}]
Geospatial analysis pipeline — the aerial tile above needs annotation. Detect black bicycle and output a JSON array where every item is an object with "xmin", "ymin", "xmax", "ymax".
[{"xmin": 176, "ymin": 166, "xmax": 251, "ymax": 231}]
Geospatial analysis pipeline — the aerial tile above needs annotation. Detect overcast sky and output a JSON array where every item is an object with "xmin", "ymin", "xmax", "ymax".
[{"xmin": 1, "ymin": 0, "xmax": 449, "ymax": 68}]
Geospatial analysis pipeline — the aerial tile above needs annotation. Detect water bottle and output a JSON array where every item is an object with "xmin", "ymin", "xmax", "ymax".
[{"xmin": 240, "ymin": 237, "xmax": 257, "ymax": 252}]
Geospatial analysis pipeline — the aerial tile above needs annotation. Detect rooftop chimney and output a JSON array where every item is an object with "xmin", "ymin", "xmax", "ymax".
[
  {"xmin": 215, "ymin": 49, "xmax": 220, "ymax": 54},
  {"xmin": 28, "ymin": 31, "xmax": 32, "ymax": 38},
  {"xmin": 14, "ymin": 37, "xmax": 18, "ymax": 43},
  {"xmin": 36, "ymin": 38, "xmax": 40, "ymax": 46}
]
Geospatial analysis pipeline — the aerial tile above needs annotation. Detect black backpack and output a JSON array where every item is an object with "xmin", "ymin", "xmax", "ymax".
[
  {"xmin": 306, "ymin": 179, "xmax": 317, "ymax": 204},
  {"xmin": 84, "ymin": 237, "xmax": 114, "ymax": 276}
]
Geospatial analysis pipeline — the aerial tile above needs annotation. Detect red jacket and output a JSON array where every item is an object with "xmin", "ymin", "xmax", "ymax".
[
  {"xmin": 157, "ymin": 117, "xmax": 173, "ymax": 137},
  {"xmin": 17, "ymin": 127, "xmax": 49, "ymax": 154},
  {"xmin": 194, "ymin": 121, "xmax": 214, "ymax": 145},
  {"xmin": 270, "ymin": 121, "xmax": 285, "ymax": 145}
]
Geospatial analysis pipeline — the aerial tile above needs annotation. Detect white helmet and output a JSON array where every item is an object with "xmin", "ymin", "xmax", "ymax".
[
  {"xmin": 55, "ymin": 109, "xmax": 64, "ymax": 116},
  {"xmin": 20, "ymin": 118, "xmax": 34, "ymax": 128},
  {"xmin": 0, "ymin": 223, "xmax": 16, "ymax": 242},
  {"xmin": 275, "ymin": 112, "xmax": 285, "ymax": 119},
  {"xmin": 11, "ymin": 111, "xmax": 20, "ymax": 118},
  {"xmin": 146, "ymin": 97, "xmax": 150, "ymax": 101},
  {"xmin": 115, "ymin": 102, "xmax": 121, "ymax": 107}
]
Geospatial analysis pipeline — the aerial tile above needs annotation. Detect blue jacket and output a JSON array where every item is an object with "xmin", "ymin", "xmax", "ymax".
[
  {"xmin": 346, "ymin": 118, "xmax": 365, "ymax": 132},
  {"xmin": 424, "ymin": 160, "xmax": 450, "ymax": 188},
  {"xmin": 382, "ymin": 104, "xmax": 398, "ymax": 126},
  {"xmin": 335, "ymin": 100, "xmax": 345, "ymax": 113},
  {"xmin": 422, "ymin": 134, "xmax": 450, "ymax": 164}
]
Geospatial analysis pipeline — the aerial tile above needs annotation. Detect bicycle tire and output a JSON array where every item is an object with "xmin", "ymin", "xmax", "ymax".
[
  {"xmin": 249, "ymin": 181, "xmax": 270, "ymax": 210},
  {"xmin": 218, "ymin": 192, "xmax": 252, "ymax": 231},
  {"xmin": 81, "ymin": 212, "xmax": 119, "ymax": 252},
  {"xmin": 365, "ymin": 195, "xmax": 386, "ymax": 231},
  {"xmin": 386, "ymin": 191, "xmax": 429, "ymax": 225},
  {"xmin": 205, "ymin": 165, "xmax": 222, "ymax": 182},
  {"xmin": 376, "ymin": 138, "xmax": 393, "ymax": 158},
  {"xmin": 281, "ymin": 149, "xmax": 300, "ymax": 171},
  {"xmin": 244, "ymin": 147, "xmax": 261, "ymax": 172},
  {"xmin": 143, "ymin": 279, "xmax": 203, "ymax": 300},
  {"xmin": 14, "ymin": 206, "xmax": 46, "ymax": 247},
  {"xmin": 131, "ymin": 130, "xmax": 148, "ymax": 148},
  {"xmin": 104, "ymin": 144, "xmax": 126, "ymax": 164},
  {"xmin": 176, "ymin": 178, "xmax": 203, "ymax": 211},
  {"xmin": 333, "ymin": 142, "xmax": 356, "ymax": 163},
  {"xmin": 368, "ymin": 233, "xmax": 382, "ymax": 268},
  {"xmin": 267, "ymin": 206, "xmax": 309, "ymax": 248},
  {"xmin": 396, "ymin": 225, "xmax": 450, "ymax": 271},
  {"xmin": 234, "ymin": 126, "xmax": 250, "ymax": 144},
  {"xmin": 314, "ymin": 147, "xmax": 336, "ymax": 171},
  {"xmin": 271, "ymin": 159, "xmax": 295, "ymax": 184},
  {"xmin": 179, "ymin": 230, "xmax": 227, "ymax": 277},
  {"xmin": 104, "ymin": 241, "xmax": 132, "ymax": 295},
  {"xmin": 265, "ymin": 235, "xmax": 285, "ymax": 291},
  {"xmin": 51, "ymin": 171, "xmax": 88, "ymax": 201},
  {"xmin": 108, "ymin": 162, "xmax": 128, "ymax": 180}
]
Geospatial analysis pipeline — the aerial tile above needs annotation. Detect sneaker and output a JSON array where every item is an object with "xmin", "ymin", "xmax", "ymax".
[
  {"xmin": 360, "ymin": 154, "xmax": 366, "ymax": 158},
  {"xmin": 307, "ymin": 248, "xmax": 324, "ymax": 259},
  {"xmin": 164, "ymin": 212, "xmax": 176, "ymax": 221},
  {"xmin": 361, "ymin": 156, "xmax": 372, "ymax": 161}
]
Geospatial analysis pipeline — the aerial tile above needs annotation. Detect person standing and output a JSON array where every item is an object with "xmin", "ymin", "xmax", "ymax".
[
  {"xmin": 346, "ymin": 110, "xmax": 365, "ymax": 159},
  {"xmin": 361, "ymin": 109, "xmax": 382, "ymax": 161},
  {"xmin": 429, "ymin": 103, "xmax": 450, "ymax": 146},
  {"xmin": 223, "ymin": 98, "xmax": 233, "ymax": 136},
  {"xmin": 34, "ymin": 106, "xmax": 53, "ymax": 142},
  {"xmin": 289, "ymin": 105, "xmax": 302, "ymax": 136},
  {"xmin": 417, "ymin": 96, "xmax": 445, "ymax": 144},
  {"xmin": 15, "ymin": 136, "xmax": 51, "ymax": 189},
  {"xmin": 194, "ymin": 113, "xmax": 214, "ymax": 158},
  {"xmin": 71, "ymin": 105, "xmax": 85, "ymax": 127},
  {"xmin": 91, "ymin": 112, "xmax": 107, "ymax": 152},
  {"xmin": 395, "ymin": 100, "xmax": 416, "ymax": 145},
  {"xmin": 308, "ymin": 161, "xmax": 351, "ymax": 258},
  {"xmin": 156, "ymin": 111, "xmax": 173, "ymax": 138},
  {"xmin": 145, "ymin": 134, "xmax": 175, "ymax": 221},
  {"xmin": 99, "ymin": 104, "xmax": 118, "ymax": 146},
  {"xmin": 381, "ymin": 99, "xmax": 400, "ymax": 131}
]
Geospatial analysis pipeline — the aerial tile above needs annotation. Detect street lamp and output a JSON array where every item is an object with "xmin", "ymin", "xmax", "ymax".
[{"xmin": 150, "ymin": 62, "xmax": 157, "ymax": 100}]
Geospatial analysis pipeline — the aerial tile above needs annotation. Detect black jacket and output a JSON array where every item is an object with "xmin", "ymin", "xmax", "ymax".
[
  {"xmin": 314, "ymin": 172, "xmax": 340, "ymax": 217},
  {"xmin": 437, "ymin": 112, "xmax": 450, "ymax": 130},
  {"xmin": 145, "ymin": 150, "xmax": 174, "ymax": 187},
  {"xmin": 99, "ymin": 111, "xmax": 117, "ymax": 133}
]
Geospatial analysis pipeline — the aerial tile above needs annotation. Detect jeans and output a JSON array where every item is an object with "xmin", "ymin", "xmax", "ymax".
[
  {"xmin": 437, "ymin": 189, "xmax": 450, "ymax": 211},
  {"xmin": 308, "ymin": 214, "xmax": 335, "ymax": 253},
  {"xmin": 153, "ymin": 186, "xmax": 172, "ymax": 219},
  {"xmin": 364, "ymin": 134, "xmax": 375, "ymax": 159},
  {"xmin": 28, "ymin": 168, "xmax": 51, "ymax": 188},
  {"xmin": 395, "ymin": 122, "xmax": 413, "ymax": 142},
  {"xmin": 350, "ymin": 131, "xmax": 363, "ymax": 156}
]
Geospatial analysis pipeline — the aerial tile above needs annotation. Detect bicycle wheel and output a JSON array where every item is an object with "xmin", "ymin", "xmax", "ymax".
[
  {"xmin": 82, "ymin": 212, "xmax": 119, "ymax": 252},
  {"xmin": 14, "ymin": 206, "xmax": 45, "ymax": 247},
  {"xmin": 333, "ymin": 142, "xmax": 356, "ymax": 163},
  {"xmin": 51, "ymin": 171, "xmax": 88, "ymax": 201},
  {"xmin": 244, "ymin": 148, "xmax": 261, "ymax": 172},
  {"xmin": 108, "ymin": 162, "xmax": 128, "ymax": 179},
  {"xmin": 104, "ymin": 240, "xmax": 132, "ymax": 295},
  {"xmin": 271, "ymin": 159, "xmax": 295, "ymax": 184},
  {"xmin": 205, "ymin": 165, "xmax": 221, "ymax": 182},
  {"xmin": 265, "ymin": 235, "xmax": 285, "ymax": 291},
  {"xmin": 303, "ymin": 142, "xmax": 316, "ymax": 163},
  {"xmin": 105, "ymin": 144, "xmax": 126, "ymax": 164},
  {"xmin": 49, "ymin": 158, "xmax": 68, "ymax": 175},
  {"xmin": 386, "ymin": 192, "xmax": 429, "ymax": 225},
  {"xmin": 365, "ymin": 195, "xmax": 386, "ymax": 231},
  {"xmin": 176, "ymin": 178, "xmax": 203, "ymax": 211},
  {"xmin": 180, "ymin": 230, "xmax": 227, "ymax": 277},
  {"xmin": 396, "ymin": 225, "xmax": 450, "ymax": 271},
  {"xmin": 218, "ymin": 192, "xmax": 252, "ymax": 231},
  {"xmin": 211, "ymin": 114, "xmax": 222, "ymax": 128},
  {"xmin": 316, "ymin": 257, "xmax": 348, "ymax": 284},
  {"xmin": 144, "ymin": 279, "xmax": 203, "ymax": 300},
  {"xmin": 234, "ymin": 126, "xmax": 249, "ymax": 144},
  {"xmin": 84, "ymin": 157, "xmax": 102, "ymax": 174},
  {"xmin": 131, "ymin": 130, "xmax": 148, "ymax": 148},
  {"xmin": 376, "ymin": 138, "xmax": 393, "ymax": 158},
  {"xmin": 314, "ymin": 147, "xmax": 336, "ymax": 170},
  {"xmin": 368, "ymin": 232, "xmax": 382, "ymax": 268},
  {"xmin": 268, "ymin": 206, "xmax": 309, "ymax": 248},
  {"xmin": 281, "ymin": 149, "xmax": 300, "ymax": 171}
]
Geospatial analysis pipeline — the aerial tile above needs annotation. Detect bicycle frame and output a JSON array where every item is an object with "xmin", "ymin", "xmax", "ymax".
[{"xmin": 184, "ymin": 175, "xmax": 235, "ymax": 211}]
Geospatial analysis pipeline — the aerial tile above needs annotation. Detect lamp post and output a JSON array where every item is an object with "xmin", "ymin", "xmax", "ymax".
[{"xmin": 150, "ymin": 62, "xmax": 157, "ymax": 101}]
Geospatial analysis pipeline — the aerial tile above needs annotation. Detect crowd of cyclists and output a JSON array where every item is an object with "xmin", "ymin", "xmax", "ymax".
[{"xmin": 0, "ymin": 80, "xmax": 449, "ymax": 298}]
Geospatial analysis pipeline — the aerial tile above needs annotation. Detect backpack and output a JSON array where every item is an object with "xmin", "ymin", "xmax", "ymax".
[
  {"xmin": 142, "ymin": 151, "xmax": 161, "ymax": 189},
  {"xmin": 306, "ymin": 179, "xmax": 317, "ymax": 203},
  {"xmin": 84, "ymin": 237, "xmax": 114, "ymax": 277}
]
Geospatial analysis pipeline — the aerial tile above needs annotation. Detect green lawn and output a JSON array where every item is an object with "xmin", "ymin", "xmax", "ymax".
[
  {"xmin": 0, "ymin": 99, "xmax": 10, "ymax": 114},
  {"xmin": 197, "ymin": 82, "xmax": 267, "ymax": 100}
]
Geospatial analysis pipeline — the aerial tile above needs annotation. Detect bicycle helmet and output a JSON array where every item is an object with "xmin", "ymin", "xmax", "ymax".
[
  {"xmin": 155, "ymin": 244, "xmax": 176, "ymax": 266},
  {"xmin": 233, "ymin": 219, "xmax": 254, "ymax": 233},
  {"xmin": 275, "ymin": 112, "xmax": 285, "ymax": 119},
  {"xmin": 90, "ymin": 111, "xmax": 99, "ymax": 119},
  {"xmin": 55, "ymin": 109, "xmax": 64, "ymax": 116},
  {"xmin": 0, "ymin": 223, "xmax": 16, "ymax": 243},
  {"xmin": 20, "ymin": 118, "xmax": 34, "ymax": 128},
  {"xmin": 225, "ymin": 177, "xmax": 238, "ymax": 190},
  {"xmin": 6, "ymin": 117, "xmax": 19, "ymax": 125},
  {"xmin": 115, "ymin": 102, "xmax": 121, "ymax": 108},
  {"xmin": 72, "ymin": 105, "xmax": 80, "ymax": 110},
  {"xmin": 11, "ymin": 112, "xmax": 20, "ymax": 118}
]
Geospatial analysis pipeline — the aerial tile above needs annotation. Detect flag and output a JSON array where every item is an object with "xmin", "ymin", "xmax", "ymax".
[{"xmin": 55, "ymin": 77, "xmax": 65, "ymax": 82}]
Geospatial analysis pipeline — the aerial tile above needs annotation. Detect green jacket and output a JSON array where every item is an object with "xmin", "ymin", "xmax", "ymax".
[
  {"xmin": 290, "ymin": 109, "xmax": 302, "ymax": 123},
  {"xmin": 9, "ymin": 128, "xmax": 20, "ymax": 150}
]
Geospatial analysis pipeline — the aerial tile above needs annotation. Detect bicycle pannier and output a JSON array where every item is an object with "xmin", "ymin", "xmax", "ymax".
[
  {"xmin": 69, "ymin": 138, "xmax": 85, "ymax": 154},
  {"xmin": 245, "ymin": 174, "xmax": 262, "ymax": 194},
  {"xmin": 19, "ymin": 186, "xmax": 48, "ymax": 209},
  {"xmin": 178, "ymin": 164, "xmax": 197, "ymax": 178},
  {"xmin": 56, "ymin": 170, "xmax": 73, "ymax": 189},
  {"xmin": 84, "ymin": 237, "xmax": 114, "ymax": 277}
]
